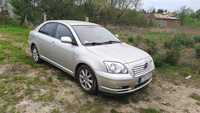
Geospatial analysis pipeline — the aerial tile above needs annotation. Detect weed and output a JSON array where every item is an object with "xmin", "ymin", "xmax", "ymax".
[
  {"xmin": 165, "ymin": 34, "xmax": 194, "ymax": 49},
  {"xmin": 165, "ymin": 49, "xmax": 180, "ymax": 65},
  {"xmin": 127, "ymin": 35, "xmax": 143, "ymax": 47},
  {"xmin": 190, "ymin": 93, "xmax": 200, "ymax": 101},
  {"xmin": 144, "ymin": 38, "xmax": 157, "ymax": 55},
  {"xmin": 110, "ymin": 109, "xmax": 121, "ymax": 113},
  {"xmin": 128, "ymin": 36, "xmax": 134, "ymax": 43},
  {"xmin": 193, "ymin": 36, "xmax": 200, "ymax": 43},
  {"xmin": 153, "ymin": 52, "xmax": 166, "ymax": 67},
  {"xmin": 140, "ymin": 108, "xmax": 160, "ymax": 113},
  {"xmin": 51, "ymin": 109, "xmax": 61, "ymax": 113},
  {"xmin": 195, "ymin": 45, "xmax": 200, "ymax": 58},
  {"xmin": 78, "ymin": 103, "xmax": 105, "ymax": 113}
]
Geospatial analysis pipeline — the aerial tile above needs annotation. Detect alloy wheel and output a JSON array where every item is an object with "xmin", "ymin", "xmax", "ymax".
[
  {"xmin": 32, "ymin": 48, "xmax": 39, "ymax": 62},
  {"xmin": 79, "ymin": 68, "xmax": 94, "ymax": 91}
]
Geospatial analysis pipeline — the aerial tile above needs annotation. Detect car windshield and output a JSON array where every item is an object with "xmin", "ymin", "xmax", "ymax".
[{"xmin": 72, "ymin": 25, "xmax": 120, "ymax": 46}]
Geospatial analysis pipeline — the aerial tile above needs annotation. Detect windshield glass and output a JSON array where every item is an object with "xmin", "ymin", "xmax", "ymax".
[{"xmin": 72, "ymin": 25, "xmax": 120, "ymax": 45}]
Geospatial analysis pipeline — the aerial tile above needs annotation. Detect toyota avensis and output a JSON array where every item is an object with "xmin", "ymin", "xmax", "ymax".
[{"xmin": 29, "ymin": 20, "xmax": 155, "ymax": 94}]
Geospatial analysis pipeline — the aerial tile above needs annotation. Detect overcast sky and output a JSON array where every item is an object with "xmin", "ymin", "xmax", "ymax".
[{"xmin": 142, "ymin": 0, "xmax": 200, "ymax": 11}]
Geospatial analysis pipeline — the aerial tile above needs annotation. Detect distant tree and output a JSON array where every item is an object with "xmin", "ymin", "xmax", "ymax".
[
  {"xmin": 10, "ymin": 0, "xmax": 149, "ymax": 26},
  {"xmin": 157, "ymin": 9, "xmax": 164, "ymax": 14},
  {"xmin": 10, "ymin": 0, "xmax": 40, "ymax": 25},
  {"xmin": 147, "ymin": 7, "xmax": 156, "ymax": 14},
  {"xmin": 178, "ymin": 6, "xmax": 194, "ymax": 25},
  {"xmin": 39, "ymin": 0, "xmax": 74, "ymax": 20},
  {"xmin": 195, "ymin": 9, "xmax": 200, "ymax": 19}
]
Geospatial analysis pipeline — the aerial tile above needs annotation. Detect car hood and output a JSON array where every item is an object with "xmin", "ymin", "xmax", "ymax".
[{"xmin": 85, "ymin": 43, "xmax": 150, "ymax": 63}]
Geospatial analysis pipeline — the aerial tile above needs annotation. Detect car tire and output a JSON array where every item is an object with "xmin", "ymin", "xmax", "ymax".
[
  {"xmin": 31, "ymin": 45, "xmax": 42, "ymax": 63},
  {"xmin": 77, "ymin": 65, "xmax": 98, "ymax": 94}
]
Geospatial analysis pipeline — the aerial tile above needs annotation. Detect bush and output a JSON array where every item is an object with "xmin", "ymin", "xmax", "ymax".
[
  {"xmin": 165, "ymin": 49, "xmax": 180, "ymax": 65},
  {"xmin": 195, "ymin": 45, "xmax": 200, "ymax": 58},
  {"xmin": 153, "ymin": 52, "xmax": 166, "ymax": 67},
  {"xmin": 118, "ymin": 10, "xmax": 149, "ymax": 27},
  {"xmin": 165, "ymin": 34, "xmax": 194, "ymax": 49},
  {"xmin": 193, "ymin": 36, "xmax": 200, "ymax": 43},
  {"xmin": 144, "ymin": 38, "xmax": 157, "ymax": 55},
  {"xmin": 127, "ymin": 36, "xmax": 141, "ymax": 46},
  {"xmin": 128, "ymin": 36, "xmax": 134, "ymax": 43}
]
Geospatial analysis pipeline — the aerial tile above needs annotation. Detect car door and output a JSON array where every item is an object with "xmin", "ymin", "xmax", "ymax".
[
  {"xmin": 51, "ymin": 24, "xmax": 77, "ymax": 72},
  {"xmin": 38, "ymin": 22, "xmax": 58, "ymax": 59}
]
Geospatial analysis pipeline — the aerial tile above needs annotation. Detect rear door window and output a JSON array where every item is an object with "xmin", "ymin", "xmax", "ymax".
[{"xmin": 39, "ymin": 23, "xmax": 58, "ymax": 37}]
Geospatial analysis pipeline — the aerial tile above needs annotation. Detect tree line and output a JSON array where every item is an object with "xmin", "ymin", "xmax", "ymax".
[
  {"xmin": 178, "ymin": 6, "xmax": 200, "ymax": 27},
  {"xmin": 10, "ymin": 0, "xmax": 151, "ymax": 26}
]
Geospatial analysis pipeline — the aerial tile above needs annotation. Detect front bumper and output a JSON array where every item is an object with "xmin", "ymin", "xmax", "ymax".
[{"xmin": 96, "ymin": 71, "xmax": 153, "ymax": 94}]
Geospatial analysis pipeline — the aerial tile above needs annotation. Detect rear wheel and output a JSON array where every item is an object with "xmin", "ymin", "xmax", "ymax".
[
  {"xmin": 31, "ymin": 45, "xmax": 42, "ymax": 63},
  {"xmin": 77, "ymin": 65, "xmax": 98, "ymax": 94}
]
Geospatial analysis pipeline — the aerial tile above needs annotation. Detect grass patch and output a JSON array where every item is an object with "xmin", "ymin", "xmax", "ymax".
[
  {"xmin": 78, "ymin": 103, "xmax": 105, "ymax": 113},
  {"xmin": 110, "ymin": 109, "xmax": 121, "ymax": 113},
  {"xmin": 165, "ymin": 34, "xmax": 194, "ymax": 49},
  {"xmin": 193, "ymin": 36, "xmax": 200, "ymax": 43},
  {"xmin": 144, "ymin": 32, "xmax": 172, "ymax": 43},
  {"xmin": 140, "ymin": 108, "xmax": 160, "ymax": 113},
  {"xmin": 51, "ymin": 109, "xmax": 61, "ymax": 113},
  {"xmin": 195, "ymin": 44, "xmax": 200, "ymax": 58},
  {"xmin": 190, "ymin": 93, "xmax": 200, "ymax": 101},
  {"xmin": 157, "ymin": 65, "xmax": 196, "ymax": 80},
  {"xmin": 0, "ymin": 25, "xmax": 41, "ymax": 67},
  {"xmin": 0, "ymin": 75, "xmax": 50, "ymax": 112}
]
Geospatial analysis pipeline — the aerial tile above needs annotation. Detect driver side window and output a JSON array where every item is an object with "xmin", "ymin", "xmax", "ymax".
[{"xmin": 55, "ymin": 24, "xmax": 73, "ymax": 40}]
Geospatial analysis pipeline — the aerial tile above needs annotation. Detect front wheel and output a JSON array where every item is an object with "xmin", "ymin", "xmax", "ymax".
[
  {"xmin": 31, "ymin": 45, "xmax": 42, "ymax": 63},
  {"xmin": 77, "ymin": 65, "xmax": 98, "ymax": 94}
]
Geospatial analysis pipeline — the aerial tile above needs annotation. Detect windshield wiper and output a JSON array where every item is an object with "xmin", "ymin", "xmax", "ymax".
[
  {"xmin": 84, "ymin": 41, "xmax": 121, "ymax": 46},
  {"xmin": 84, "ymin": 42, "xmax": 104, "ymax": 46},
  {"xmin": 102, "ymin": 40, "xmax": 121, "ymax": 44}
]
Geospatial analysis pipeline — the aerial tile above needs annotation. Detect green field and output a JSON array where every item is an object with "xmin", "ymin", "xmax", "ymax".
[{"xmin": 0, "ymin": 24, "xmax": 200, "ymax": 113}]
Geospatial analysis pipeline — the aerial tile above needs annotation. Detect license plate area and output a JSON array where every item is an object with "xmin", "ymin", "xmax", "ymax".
[{"xmin": 138, "ymin": 72, "xmax": 152, "ymax": 84}]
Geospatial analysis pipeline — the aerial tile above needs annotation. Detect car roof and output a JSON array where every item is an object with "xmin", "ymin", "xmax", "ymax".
[{"xmin": 45, "ymin": 20, "xmax": 98, "ymax": 26}]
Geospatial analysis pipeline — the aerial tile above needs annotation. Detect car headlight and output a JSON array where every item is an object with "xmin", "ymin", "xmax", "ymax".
[{"xmin": 104, "ymin": 61, "xmax": 128, "ymax": 74}]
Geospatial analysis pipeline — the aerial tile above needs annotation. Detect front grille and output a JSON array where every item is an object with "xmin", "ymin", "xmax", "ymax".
[{"xmin": 132, "ymin": 63, "xmax": 148, "ymax": 77}]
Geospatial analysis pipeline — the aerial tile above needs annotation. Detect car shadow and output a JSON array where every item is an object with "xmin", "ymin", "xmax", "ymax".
[
  {"xmin": 41, "ymin": 61, "xmax": 75, "ymax": 82},
  {"xmin": 96, "ymin": 86, "xmax": 151, "ymax": 104}
]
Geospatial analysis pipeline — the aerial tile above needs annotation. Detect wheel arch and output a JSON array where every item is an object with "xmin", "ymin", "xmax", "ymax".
[
  {"xmin": 74, "ymin": 62, "xmax": 99, "ymax": 93},
  {"xmin": 30, "ymin": 43, "xmax": 36, "ymax": 50},
  {"xmin": 74, "ymin": 62, "xmax": 96, "ymax": 80}
]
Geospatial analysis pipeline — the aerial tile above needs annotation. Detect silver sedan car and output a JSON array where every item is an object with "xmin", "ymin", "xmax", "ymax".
[{"xmin": 29, "ymin": 20, "xmax": 155, "ymax": 94}]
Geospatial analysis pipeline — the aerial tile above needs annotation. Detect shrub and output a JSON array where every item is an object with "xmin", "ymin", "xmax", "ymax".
[
  {"xmin": 165, "ymin": 49, "xmax": 180, "ymax": 65},
  {"xmin": 153, "ymin": 52, "xmax": 166, "ymax": 67},
  {"xmin": 144, "ymin": 38, "xmax": 157, "ymax": 55},
  {"xmin": 140, "ymin": 108, "xmax": 160, "ymax": 113},
  {"xmin": 128, "ymin": 36, "xmax": 134, "ymax": 43},
  {"xmin": 165, "ymin": 34, "xmax": 194, "ymax": 49},
  {"xmin": 193, "ymin": 36, "xmax": 200, "ymax": 43},
  {"xmin": 118, "ymin": 9, "xmax": 149, "ymax": 27},
  {"xmin": 127, "ymin": 36, "xmax": 141, "ymax": 46},
  {"xmin": 195, "ymin": 45, "xmax": 200, "ymax": 58}
]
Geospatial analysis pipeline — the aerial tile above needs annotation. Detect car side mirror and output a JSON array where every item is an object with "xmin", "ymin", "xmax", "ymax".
[{"xmin": 61, "ymin": 36, "xmax": 72, "ymax": 43}]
